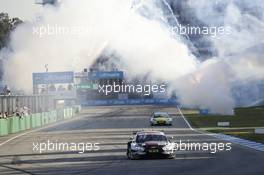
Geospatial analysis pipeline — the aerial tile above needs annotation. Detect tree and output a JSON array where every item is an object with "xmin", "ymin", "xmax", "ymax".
[{"xmin": 0, "ymin": 13, "xmax": 23, "ymax": 49}]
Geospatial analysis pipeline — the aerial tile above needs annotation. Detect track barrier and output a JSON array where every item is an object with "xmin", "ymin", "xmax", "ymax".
[{"xmin": 0, "ymin": 106, "xmax": 81, "ymax": 136}]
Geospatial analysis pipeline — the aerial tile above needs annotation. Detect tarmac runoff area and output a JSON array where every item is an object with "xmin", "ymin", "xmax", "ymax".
[{"xmin": 0, "ymin": 105, "xmax": 263, "ymax": 175}]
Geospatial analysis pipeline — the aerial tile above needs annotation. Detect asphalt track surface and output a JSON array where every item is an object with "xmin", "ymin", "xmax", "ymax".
[{"xmin": 0, "ymin": 105, "xmax": 263, "ymax": 175}]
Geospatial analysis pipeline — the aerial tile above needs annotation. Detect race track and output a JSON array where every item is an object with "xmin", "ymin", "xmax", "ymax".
[{"xmin": 0, "ymin": 106, "xmax": 263, "ymax": 175}]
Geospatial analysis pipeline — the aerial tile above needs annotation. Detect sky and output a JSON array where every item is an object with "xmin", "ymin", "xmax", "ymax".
[{"xmin": 0, "ymin": 0, "xmax": 42, "ymax": 20}]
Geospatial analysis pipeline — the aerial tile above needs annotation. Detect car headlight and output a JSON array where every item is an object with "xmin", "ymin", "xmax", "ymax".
[
  {"xmin": 131, "ymin": 143, "xmax": 145, "ymax": 151},
  {"xmin": 162, "ymin": 144, "xmax": 174, "ymax": 151},
  {"xmin": 167, "ymin": 118, "xmax": 172, "ymax": 122}
]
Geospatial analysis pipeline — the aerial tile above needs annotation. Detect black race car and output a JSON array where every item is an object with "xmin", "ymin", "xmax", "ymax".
[{"xmin": 127, "ymin": 131, "xmax": 175, "ymax": 159}]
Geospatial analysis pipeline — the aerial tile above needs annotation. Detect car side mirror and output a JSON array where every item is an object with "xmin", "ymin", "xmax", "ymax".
[{"xmin": 129, "ymin": 136, "xmax": 133, "ymax": 140}]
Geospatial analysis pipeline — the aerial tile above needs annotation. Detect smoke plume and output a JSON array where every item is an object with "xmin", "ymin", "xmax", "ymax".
[{"xmin": 0, "ymin": 0, "xmax": 263, "ymax": 114}]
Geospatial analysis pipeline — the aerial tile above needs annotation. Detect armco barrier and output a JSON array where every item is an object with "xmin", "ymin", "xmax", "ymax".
[
  {"xmin": 68, "ymin": 108, "xmax": 71, "ymax": 118},
  {"xmin": 74, "ymin": 105, "xmax": 81, "ymax": 114},
  {"xmin": 63, "ymin": 108, "xmax": 73, "ymax": 119},
  {"xmin": 0, "ymin": 119, "xmax": 9, "ymax": 136},
  {"xmin": 70, "ymin": 108, "xmax": 74, "ymax": 117},
  {"xmin": 49, "ymin": 112, "xmax": 54, "ymax": 122},
  {"xmin": 10, "ymin": 117, "xmax": 20, "ymax": 133},
  {"xmin": 63, "ymin": 109, "xmax": 67, "ymax": 119},
  {"xmin": 25, "ymin": 115, "xmax": 31, "ymax": 130},
  {"xmin": 19, "ymin": 118, "xmax": 26, "ymax": 131},
  {"xmin": 41, "ymin": 112, "xmax": 49, "ymax": 125},
  {"xmin": 0, "ymin": 107, "xmax": 76, "ymax": 136},
  {"xmin": 35, "ymin": 113, "xmax": 42, "ymax": 127},
  {"xmin": 57, "ymin": 109, "xmax": 64, "ymax": 121},
  {"xmin": 70, "ymin": 108, "xmax": 74, "ymax": 118},
  {"xmin": 68, "ymin": 108, "xmax": 72, "ymax": 118},
  {"xmin": 66, "ymin": 108, "xmax": 71, "ymax": 118},
  {"xmin": 52, "ymin": 110, "xmax": 57, "ymax": 122},
  {"xmin": 31, "ymin": 114, "xmax": 36, "ymax": 128},
  {"xmin": 49, "ymin": 111, "xmax": 57, "ymax": 123},
  {"xmin": 46, "ymin": 112, "xmax": 51, "ymax": 124}
]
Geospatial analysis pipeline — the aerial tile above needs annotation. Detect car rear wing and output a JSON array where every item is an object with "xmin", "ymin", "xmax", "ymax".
[{"xmin": 132, "ymin": 129, "xmax": 165, "ymax": 135}]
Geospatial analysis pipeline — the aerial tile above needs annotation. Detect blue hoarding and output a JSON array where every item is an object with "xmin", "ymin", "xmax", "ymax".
[
  {"xmin": 199, "ymin": 109, "xmax": 209, "ymax": 115},
  {"xmin": 33, "ymin": 71, "xmax": 74, "ymax": 84},
  {"xmin": 81, "ymin": 98, "xmax": 178, "ymax": 106},
  {"xmin": 88, "ymin": 71, "xmax": 123, "ymax": 80}
]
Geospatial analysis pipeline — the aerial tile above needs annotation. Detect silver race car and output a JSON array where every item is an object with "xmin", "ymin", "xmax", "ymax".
[{"xmin": 127, "ymin": 131, "xmax": 175, "ymax": 159}]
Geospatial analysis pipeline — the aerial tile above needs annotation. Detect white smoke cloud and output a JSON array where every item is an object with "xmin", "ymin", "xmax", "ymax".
[
  {"xmin": 172, "ymin": 59, "xmax": 235, "ymax": 114},
  {"xmin": 188, "ymin": 0, "xmax": 264, "ymax": 76},
  {"xmin": 121, "ymin": 0, "xmax": 264, "ymax": 113},
  {"xmin": 2, "ymin": 0, "xmax": 198, "ymax": 91},
  {"xmin": 1, "ymin": 0, "xmax": 263, "ymax": 114}
]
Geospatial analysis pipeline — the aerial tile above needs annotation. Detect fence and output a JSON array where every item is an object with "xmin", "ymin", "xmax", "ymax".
[{"xmin": 0, "ymin": 95, "xmax": 55, "ymax": 116}]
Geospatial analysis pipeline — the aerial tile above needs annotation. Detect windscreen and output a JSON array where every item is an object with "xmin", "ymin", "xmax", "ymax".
[
  {"xmin": 136, "ymin": 134, "xmax": 167, "ymax": 143},
  {"xmin": 153, "ymin": 113, "xmax": 169, "ymax": 118}
]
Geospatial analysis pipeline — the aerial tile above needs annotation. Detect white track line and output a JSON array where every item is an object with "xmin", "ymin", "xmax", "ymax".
[
  {"xmin": 0, "ymin": 111, "xmax": 118, "ymax": 147},
  {"xmin": 0, "ymin": 130, "xmax": 36, "ymax": 147},
  {"xmin": 176, "ymin": 106, "xmax": 264, "ymax": 152},
  {"xmin": 176, "ymin": 106, "xmax": 194, "ymax": 130},
  {"xmin": 176, "ymin": 106, "xmax": 219, "ymax": 136},
  {"xmin": 0, "ymin": 114, "xmax": 84, "ymax": 147},
  {"xmin": 214, "ymin": 133, "xmax": 264, "ymax": 152}
]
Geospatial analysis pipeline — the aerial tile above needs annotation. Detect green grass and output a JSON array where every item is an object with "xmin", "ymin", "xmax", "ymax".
[
  {"xmin": 185, "ymin": 106, "xmax": 264, "ymax": 128},
  {"xmin": 209, "ymin": 129, "xmax": 264, "ymax": 144},
  {"xmin": 185, "ymin": 106, "xmax": 264, "ymax": 143}
]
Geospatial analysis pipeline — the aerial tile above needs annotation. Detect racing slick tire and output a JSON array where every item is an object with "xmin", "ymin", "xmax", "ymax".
[
  {"xmin": 167, "ymin": 153, "xmax": 176, "ymax": 159},
  {"xmin": 127, "ymin": 148, "xmax": 138, "ymax": 160}
]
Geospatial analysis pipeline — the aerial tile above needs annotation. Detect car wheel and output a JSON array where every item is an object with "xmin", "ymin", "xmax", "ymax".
[
  {"xmin": 128, "ymin": 149, "xmax": 136, "ymax": 160},
  {"xmin": 126, "ymin": 149, "xmax": 130, "ymax": 158},
  {"xmin": 168, "ymin": 153, "xmax": 176, "ymax": 159}
]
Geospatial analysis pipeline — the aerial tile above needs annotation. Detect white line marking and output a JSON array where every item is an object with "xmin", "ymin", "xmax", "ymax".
[
  {"xmin": 0, "ymin": 119, "xmax": 75, "ymax": 147},
  {"xmin": 0, "ymin": 115, "xmax": 79, "ymax": 147},
  {"xmin": 215, "ymin": 133, "xmax": 264, "ymax": 152},
  {"xmin": 0, "ymin": 110, "xmax": 117, "ymax": 147},
  {"xmin": 177, "ymin": 106, "xmax": 194, "ymax": 130},
  {"xmin": 176, "ymin": 106, "xmax": 264, "ymax": 152},
  {"xmin": 0, "ymin": 129, "xmax": 38, "ymax": 147}
]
